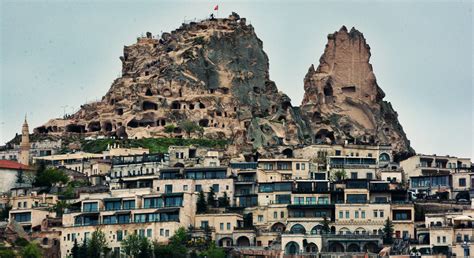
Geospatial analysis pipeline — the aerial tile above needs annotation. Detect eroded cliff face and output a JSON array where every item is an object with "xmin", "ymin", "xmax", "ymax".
[
  {"xmin": 35, "ymin": 14, "xmax": 413, "ymax": 156},
  {"xmin": 300, "ymin": 26, "xmax": 413, "ymax": 155},
  {"xmin": 35, "ymin": 13, "xmax": 306, "ymax": 155}
]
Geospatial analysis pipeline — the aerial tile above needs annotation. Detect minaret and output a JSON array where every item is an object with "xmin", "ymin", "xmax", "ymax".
[{"xmin": 19, "ymin": 116, "xmax": 30, "ymax": 166}]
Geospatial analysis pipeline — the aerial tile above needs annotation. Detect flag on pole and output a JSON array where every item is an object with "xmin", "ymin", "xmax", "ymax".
[{"xmin": 214, "ymin": 5, "xmax": 219, "ymax": 11}]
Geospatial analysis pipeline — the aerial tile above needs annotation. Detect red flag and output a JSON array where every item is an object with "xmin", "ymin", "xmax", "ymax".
[{"xmin": 214, "ymin": 5, "xmax": 219, "ymax": 11}]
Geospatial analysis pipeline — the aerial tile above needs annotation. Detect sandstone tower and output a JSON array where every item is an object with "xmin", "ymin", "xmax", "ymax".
[{"xmin": 19, "ymin": 117, "xmax": 30, "ymax": 166}]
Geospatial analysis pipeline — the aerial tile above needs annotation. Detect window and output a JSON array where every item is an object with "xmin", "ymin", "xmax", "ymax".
[
  {"xmin": 165, "ymin": 230, "xmax": 169, "ymax": 237},
  {"xmin": 296, "ymin": 163, "xmax": 300, "ymax": 170},
  {"xmin": 227, "ymin": 223, "xmax": 231, "ymax": 230},
  {"xmin": 123, "ymin": 200, "xmax": 135, "ymax": 209},
  {"xmin": 276, "ymin": 195, "xmax": 291, "ymax": 204},
  {"xmin": 72, "ymin": 233, "xmax": 76, "ymax": 241},
  {"xmin": 306, "ymin": 197, "xmax": 316, "ymax": 205},
  {"xmin": 212, "ymin": 184, "xmax": 219, "ymax": 193},
  {"xmin": 339, "ymin": 211, "xmax": 343, "ymax": 219},
  {"xmin": 373, "ymin": 210, "xmax": 378, "ymax": 218},
  {"xmin": 361, "ymin": 211, "xmax": 366, "ymax": 219},
  {"xmin": 301, "ymin": 163, "xmax": 306, "ymax": 170},
  {"xmin": 281, "ymin": 211, "xmax": 284, "ymax": 218},
  {"xmin": 83, "ymin": 202, "xmax": 98, "ymax": 212},
  {"xmin": 335, "ymin": 150, "xmax": 341, "ymax": 156},
  {"xmin": 147, "ymin": 229, "xmax": 152, "ymax": 237},
  {"xmin": 274, "ymin": 212, "xmax": 277, "ymax": 219},
  {"xmin": 160, "ymin": 229, "xmax": 164, "ymax": 236},
  {"xmin": 183, "ymin": 185, "xmax": 188, "ymax": 191},
  {"xmin": 351, "ymin": 172, "xmax": 358, "ymax": 179},
  {"xmin": 355, "ymin": 211, "xmax": 359, "ymax": 219},
  {"xmin": 345, "ymin": 211, "xmax": 349, "ymax": 219},
  {"xmin": 258, "ymin": 215, "xmax": 264, "ymax": 222},
  {"xmin": 220, "ymin": 223, "xmax": 224, "ymax": 230},
  {"xmin": 165, "ymin": 185, "xmax": 173, "ymax": 193},
  {"xmin": 464, "ymin": 235, "xmax": 469, "ymax": 242},
  {"xmin": 443, "ymin": 236, "xmax": 446, "ymax": 243},
  {"xmin": 380, "ymin": 211, "xmax": 384, "ymax": 217},
  {"xmin": 347, "ymin": 194, "xmax": 367, "ymax": 204},
  {"xmin": 105, "ymin": 201, "xmax": 121, "ymax": 211},
  {"xmin": 201, "ymin": 221, "xmax": 209, "ymax": 229},
  {"xmin": 195, "ymin": 185, "xmax": 202, "ymax": 192},
  {"xmin": 459, "ymin": 178, "xmax": 466, "ymax": 187},
  {"xmin": 13, "ymin": 212, "xmax": 31, "ymax": 222},
  {"xmin": 117, "ymin": 230, "xmax": 123, "ymax": 241},
  {"xmin": 294, "ymin": 197, "xmax": 305, "ymax": 205},
  {"xmin": 367, "ymin": 173, "xmax": 373, "ymax": 180},
  {"xmin": 437, "ymin": 236, "xmax": 440, "ymax": 243}
]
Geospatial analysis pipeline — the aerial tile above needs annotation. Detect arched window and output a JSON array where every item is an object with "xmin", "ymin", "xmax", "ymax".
[
  {"xmin": 290, "ymin": 224, "xmax": 306, "ymax": 234},
  {"xmin": 379, "ymin": 153, "xmax": 390, "ymax": 162}
]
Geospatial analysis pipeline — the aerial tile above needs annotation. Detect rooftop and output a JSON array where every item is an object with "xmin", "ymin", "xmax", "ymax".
[{"xmin": 0, "ymin": 160, "xmax": 34, "ymax": 170}]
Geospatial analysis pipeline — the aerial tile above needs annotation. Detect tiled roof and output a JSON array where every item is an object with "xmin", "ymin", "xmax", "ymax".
[{"xmin": 0, "ymin": 160, "xmax": 33, "ymax": 170}]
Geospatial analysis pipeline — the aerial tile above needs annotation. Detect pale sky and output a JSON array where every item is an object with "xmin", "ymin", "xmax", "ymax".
[{"xmin": 0, "ymin": 0, "xmax": 472, "ymax": 159}]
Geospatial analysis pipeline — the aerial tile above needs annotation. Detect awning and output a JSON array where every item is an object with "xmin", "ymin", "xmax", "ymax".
[
  {"xmin": 104, "ymin": 198, "xmax": 122, "ymax": 202},
  {"xmin": 454, "ymin": 215, "xmax": 473, "ymax": 221},
  {"xmin": 114, "ymin": 210, "xmax": 131, "ymax": 215},
  {"xmin": 156, "ymin": 207, "xmax": 180, "ymax": 213}
]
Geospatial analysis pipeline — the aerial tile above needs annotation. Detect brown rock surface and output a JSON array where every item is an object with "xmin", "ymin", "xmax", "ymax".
[
  {"xmin": 301, "ymin": 26, "xmax": 413, "ymax": 155},
  {"xmin": 34, "ymin": 15, "xmax": 413, "ymax": 157}
]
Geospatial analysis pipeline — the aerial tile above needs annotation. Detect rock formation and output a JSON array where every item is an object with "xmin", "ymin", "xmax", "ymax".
[
  {"xmin": 300, "ymin": 26, "xmax": 413, "ymax": 155},
  {"xmin": 35, "ymin": 13, "xmax": 305, "ymax": 155},
  {"xmin": 35, "ymin": 14, "xmax": 413, "ymax": 156}
]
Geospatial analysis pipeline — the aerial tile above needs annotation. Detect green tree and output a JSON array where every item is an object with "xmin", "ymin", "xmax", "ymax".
[
  {"xmin": 321, "ymin": 215, "xmax": 330, "ymax": 234},
  {"xmin": 121, "ymin": 234, "xmax": 141, "ymax": 257},
  {"xmin": 179, "ymin": 120, "xmax": 201, "ymax": 138},
  {"xmin": 87, "ymin": 229, "xmax": 108, "ymax": 257},
  {"xmin": 197, "ymin": 190, "xmax": 207, "ymax": 214},
  {"xmin": 71, "ymin": 239, "xmax": 79, "ymax": 258},
  {"xmin": 21, "ymin": 243, "xmax": 42, "ymax": 258},
  {"xmin": 207, "ymin": 187, "xmax": 216, "ymax": 208},
  {"xmin": 153, "ymin": 227, "xmax": 188, "ymax": 258},
  {"xmin": 0, "ymin": 249, "xmax": 15, "ymax": 258},
  {"xmin": 164, "ymin": 124, "xmax": 176, "ymax": 136},
  {"xmin": 16, "ymin": 169, "xmax": 25, "ymax": 186},
  {"xmin": 199, "ymin": 242, "xmax": 225, "ymax": 258},
  {"xmin": 51, "ymin": 200, "xmax": 71, "ymax": 217},
  {"xmin": 78, "ymin": 239, "xmax": 88, "ymax": 258},
  {"xmin": 34, "ymin": 168, "xmax": 69, "ymax": 188},
  {"xmin": 218, "ymin": 192, "xmax": 230, "ymax": 207},
  {"xmin": 137, "ymin": 236, "xmax": 152, "ymax": 258},
  {"xmin": 333, "ymin": 169, "xmax": 347, "ymax": 181},
  {"xmin": 0, "ymin": 204, "xmax": 11, "ymax": 221},
  {"xmin": 383, "ymin": 218, "xmax": 395, "ymax": 244}
]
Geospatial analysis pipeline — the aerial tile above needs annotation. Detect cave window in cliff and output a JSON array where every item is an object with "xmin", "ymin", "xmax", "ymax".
[
  {"xmin": 323, "ymin": 82, "xmax": 333, "ymax": 97},
  {"xmin": 312, "ymin": 112, "xmax": 322, "ymax": 123},
  {"xmin": 127, "ymin": 119, "xmax": 139, "ymax": 128},
  {"xmin": 199, "ymin": 119, "xmax": 209, "ymax": 127},
  {"xmin": 282, "ymin": 101, "xmax": 292, "ymax": 111},
  {"xmin": 224, "ymin": 112, "xmax": 227, "ymax": 117},
  {"xmin": 109, "ymin": 98, "xmax": 116, "ymax": 105},
  {"xmin": 214, "ymin": 123, "xmax": 218, "ymax": 128},
  {"xmin": 314, "ymin": 129, "xmax": 335, "ymax": 144},
  {"xmin": 173, "ymin": 127, "xmax": 182, "ymax": 134},
  {"xmin": 189, "ymin": 104, "xmax": 194, "ymax": 110},
  {"xmin": 222, "ymin": 124, "xmax": 225, "ymax": 128},
  {"xmin": 116, "ymin": 108, "xmax": 124, "ymax": 116},
  {"xmin": 66, "ymin": 124, "xmax": 85, "ymax": 134},
  {"xmin": 216, "ymin": 111, "xmax": 222, "ymax": 117},
  {"xmin": 87, "ymin": 122, "xmax": 101, "ymax": 132},
  {"xmin": 253, "ymin": 87, "xmax": 261, "ymax": 94},
  {"xmin": 220, "ymin": 88, "xmax": 229, "ymax": 94},
  {"xmin": 162, "ymin": 89, "xmax": 172, "ymax": 97},
  {"xmin": 143, "ymin": 101, "xmax": 158, "ymax": 111},
  {"xmin": 282, "ymin": 148, "xmax": 294, "ymax": 158},
  {"xmin": 103, "ymin": 122, "xmax": 113, "ymax": 132},
  {"xmin": 384, "ymin": 127, "xmax": 389, "ymax": 133},
  {"xmin": 171, "ymin": 101, "xmax": 181, "ymax": 110},
  {"xmin": 234, "ymin": 107, "xmax": 237, "ymax": 112},
  {"xmin": 278, "ymin": 115, "xmax": 286, "ymax": 122},
  {"xmin": 199, "ymin": 103, "xmax": 205, "ymax": 109},
  {"xmin": 158, "ymin": 119, "xmax": 166, "ymax": 126},
  {"xmin": 341, "ymin": 86, "xmax": 356, "ymax": 93},
  {"xmin": 145, "ymin": 88, "xmax": 153, "ymax": 96},
  {"xmin": 209, "ymin": 89, "xmax": 215, "ymax": 94}
]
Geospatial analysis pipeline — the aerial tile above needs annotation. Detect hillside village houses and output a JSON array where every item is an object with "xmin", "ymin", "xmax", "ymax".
[{"xmin": 0, "ymin": 121, "xmax": 473, "ymax": 257}]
